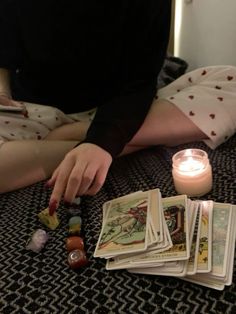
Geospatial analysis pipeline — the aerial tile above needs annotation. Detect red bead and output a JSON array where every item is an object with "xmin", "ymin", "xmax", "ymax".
[
  {"xmin": 66, "ymin": 236, "xmax": 84, "ymax": 252},
  {"xmin": 68, "ymin": 249, "xmax": 88, "ymax": 269}
]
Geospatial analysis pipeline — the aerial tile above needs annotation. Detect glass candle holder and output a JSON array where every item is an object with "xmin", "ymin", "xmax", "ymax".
[{"xmin": 172, "ymin": 149, "xmax": 213, "ymax": 197}]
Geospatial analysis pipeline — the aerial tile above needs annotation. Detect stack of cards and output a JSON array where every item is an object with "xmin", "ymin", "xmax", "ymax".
[{"xmin": 94, "ymin": 189, "xmax": 236, "ymax": 290}]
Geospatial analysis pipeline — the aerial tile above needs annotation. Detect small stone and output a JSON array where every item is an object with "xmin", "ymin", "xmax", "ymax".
[
  {"xmin": 69, "ymin": 216, "xmax": 82, "ymax": 227},
  {"xmin": 66, "ymin": 236, "xmax": 84, "ymax": 252},
  {"xmin": 38, "ymin": 207, "xmax": 60, "ymax": 230},
  {"xmin": 68, "ymin": 249, "xmax": 88, "ymax": 269},
  {"xmin": 26, "ymin": 229, "xmax": 48, "ymax": 253}
]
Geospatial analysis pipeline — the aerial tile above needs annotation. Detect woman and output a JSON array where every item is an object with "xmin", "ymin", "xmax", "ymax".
[
  {"xmin": 0, "ymin": 0, "xmax": 171, "ymax": 210},
  {"xmin": 1, "ymin": 2, "xmax": 235, "ymax": 213}
]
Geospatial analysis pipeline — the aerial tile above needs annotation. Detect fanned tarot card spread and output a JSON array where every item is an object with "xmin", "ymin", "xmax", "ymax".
[
  {"xmin": 94, "ymin": 188, "xmax": 236, "ymax": 290},
  {"xmin": 94, "ymin": 191, "xmax": 150, "ymax": 257},
  {"xmin": 38, "ymin": 207, "xmax": 60, "ymax": 230}
]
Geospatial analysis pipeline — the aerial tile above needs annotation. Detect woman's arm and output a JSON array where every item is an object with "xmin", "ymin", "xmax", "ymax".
[
  {"xmin": 0, "ymin": 68, "xmax": 11, "ymax": 97},
  {"xmin": 48, "ymin": 0, "xmax": 172, "ymax": 209},
  {"xmin": 84, "ymin": 0, "xmax": 172, "ymax": 158},
  {"xmin": 0, "ymin": 68, "xmax": 27, "ymax": 112}
]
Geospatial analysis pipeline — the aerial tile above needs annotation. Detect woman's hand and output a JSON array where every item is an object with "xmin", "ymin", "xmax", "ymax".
[
  {"xmin": 0, "ymin": 95, "xmax": 28, "ymax": 116},
  {"xmin": 47, "ymin": 143, "xmax": 112, "ymax": 213}
]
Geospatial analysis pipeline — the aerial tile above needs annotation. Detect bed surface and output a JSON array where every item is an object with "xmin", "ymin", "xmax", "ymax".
[{"xmin": 1, "ymin": 135, "xmax": 236, "ymax": 314}]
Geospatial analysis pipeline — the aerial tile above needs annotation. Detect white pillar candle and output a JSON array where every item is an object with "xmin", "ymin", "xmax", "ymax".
[{"xmin": 172, "ymin": 149, "xmax": 213, "ymax": 197}]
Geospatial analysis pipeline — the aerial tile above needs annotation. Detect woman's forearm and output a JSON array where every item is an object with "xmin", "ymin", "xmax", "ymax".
[{"xmin": 0, "ymin": 68, "xmax": 11, "ymax": 97}]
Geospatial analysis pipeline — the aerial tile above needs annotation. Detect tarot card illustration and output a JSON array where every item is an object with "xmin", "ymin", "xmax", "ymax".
[{"xmin": 94, "ymin": 192, "xmax": 149, "ymax": 257}]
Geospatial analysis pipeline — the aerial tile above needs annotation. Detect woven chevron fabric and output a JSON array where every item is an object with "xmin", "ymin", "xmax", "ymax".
[{"xmin": 1, "ymin": 136, "xmax": 236, "ymax": 314}]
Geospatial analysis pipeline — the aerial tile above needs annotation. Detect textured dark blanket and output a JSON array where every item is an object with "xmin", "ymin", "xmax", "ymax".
[{"xmin": 1, "ymin": 135, "xmax": 236, "ymax": 314}]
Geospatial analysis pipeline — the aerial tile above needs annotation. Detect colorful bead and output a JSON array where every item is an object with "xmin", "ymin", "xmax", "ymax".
[
  {"xmin": 66, "ymin": 236, "xmax": 84, "ymax": 252},
  {"xmin": 68, "ymin": 249, "xmax": 88, "ymax": 269},
  {"xmin": 66, "ymin": 198, "xmax": 81, "ymax": 216},
  {"xmin": 69, "ymin": 216, "xmax": 82, "ymax": 226},
  {"xmin": 68, "ymin": 216, "xmax": 82, "ymax": 235}
]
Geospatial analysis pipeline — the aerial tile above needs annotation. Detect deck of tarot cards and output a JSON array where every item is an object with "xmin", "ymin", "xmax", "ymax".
[{"xmin": 94, "ymin": 189, "xmax": 236, "ymax": 290}]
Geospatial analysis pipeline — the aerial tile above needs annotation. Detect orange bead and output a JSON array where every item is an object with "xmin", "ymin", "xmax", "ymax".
[
  {"xmin": 66, "ymin": 236, "xmax": 84, "ymax": 252},
  {"xmin": 68, "ymin": 249, "xmax": 88, "ymax": 269}
]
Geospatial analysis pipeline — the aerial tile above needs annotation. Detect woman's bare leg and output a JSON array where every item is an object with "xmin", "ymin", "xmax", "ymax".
[
  {"xmin": 0, "ymin": 119, "xmax": 89, "ymax": 193},
  {"xmin": 121, "ymin": 99, "xmax": 208, "ymax": 155},
  {"xmin": 0, "ymin": 99, "xmax": 208, "ymax": 193},
  {"xmin": 45, "ymin": 98, "xmax": 207, "ymax": 155},
  {"xmin": 45, "ymin": 121, "xmax": 89, "ymax": 141},
  {"xmin": 0, "ymin": 140, "xmax": 77, "ymax": 193}
]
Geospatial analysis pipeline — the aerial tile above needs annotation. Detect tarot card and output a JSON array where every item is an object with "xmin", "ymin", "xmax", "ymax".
[
  {"xmin": 102, "ymin": 191, "xmax": 143, "ymax": 220},
  {"xmin": 147, "ymin": 223, "xmax": 154, "ymax": 246},
  {"xmin": 182, "ymin": 276, "xmax": 225, "ymax": 291},
  {"xmin": 129, "ymin": 260, "xmax": 187, "ymax": 277},
  {"xmin": 128, "ymin": 195, "xmax": 190, "ymax": 264},
  {"xmin": 196, "ymin": 200, "xmax": 213, "ymax": 273},
  {"xmin": 224, "ymin": 205, "xmax": 236, "ymax": 285},
  {"xmin": 143, "ymin": 202, "xmax": 172, "ymax": 252},
  {"xmin": 102, "ymin": 201, "xmax": 111, "ymax": 221},
  {"xmin": 149, "ymin": 188, "xmax": 163, "ymax": 243},
  {"xmin": 187, "ymin": 202, "xmax": 202, "ymax": 275},
  {"xmin": 211, "ymin": 202, "xmax": 232, "ymax": 277},
  {"xmin": 174, "ymin": 199, "xmax": 198, "ymax": 277},
  {"xmin": 158, "ymin": 194, "xmax": 190, "ymax": 261},
  {"xmin": 206, "ymin": 202, "xmax": 235, "ymax": 282},
  {"xmin": 114, "ymin": 203, "xmax": 173, "ymax": 265},
  {"xmin": 94, "ymin": 191, "xmax": 150, "ymax": 257},
  {"xmin": 106, "ymin": 257, "xmax": 163, "ymax": 270},
  {"xmin": 185, "ymin": 203, "xmax": 235, "ymax": 290}
]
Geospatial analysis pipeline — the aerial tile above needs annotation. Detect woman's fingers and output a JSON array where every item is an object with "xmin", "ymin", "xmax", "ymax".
[
  {"xmin": 48, "ymin": 143, "xmax": 112, "ymax": 212},
  {"xmin": 63, "ymin": 159, "xmax": 88, "ymax": 203},
  {"xmin": 85, "ymin": 164, "xmax": 109, "ymax": 196},
  {"xmin": 49, "ymin": 155, "xmax": 75, "ymax": 213},
  {"xmin": 0, "ymin": 96, "xmax": 28, "ymax": 117}
]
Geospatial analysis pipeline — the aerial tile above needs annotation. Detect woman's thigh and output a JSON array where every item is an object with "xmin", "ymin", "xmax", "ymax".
[
  {"xmin": 122, "ymin": 99, "xmax": 207, "ymax": 155},
  {"xmin": 0, "ymin": 140, "xmax": 77, "ymax": 193}
]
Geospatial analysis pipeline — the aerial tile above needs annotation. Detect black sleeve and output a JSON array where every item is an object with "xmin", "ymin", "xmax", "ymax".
[
  {"xmin": 0, "ymin": 0, "xmax": 23, "ymax": 69},
  {"xmin": 84, "ymin": 0, "xmax": 171, "ymax": 158}
]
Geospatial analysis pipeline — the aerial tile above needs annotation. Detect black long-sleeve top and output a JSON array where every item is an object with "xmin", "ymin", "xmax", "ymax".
[{"xmin": 0, "ymin": 0, "xmax": 171, "ymax": 157}]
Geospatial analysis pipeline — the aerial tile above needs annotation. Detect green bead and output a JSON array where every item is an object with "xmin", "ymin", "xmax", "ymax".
[{"xmin": 68, "ymin": 216, "xmax": 82, "ymax": 227}]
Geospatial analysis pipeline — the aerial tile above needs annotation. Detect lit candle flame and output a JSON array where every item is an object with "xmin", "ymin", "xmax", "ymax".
[{"xmin": 179, "ymin": 157, "xmax": 205, "ymax": 172}]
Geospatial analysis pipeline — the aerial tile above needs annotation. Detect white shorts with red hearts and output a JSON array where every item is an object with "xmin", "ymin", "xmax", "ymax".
[
  {"xmin": 158, "ymin": 65, "xmax": 236, "ymax": 149},
  {"xmin": 0, "ymin": 65, "xmax": 236, "ymax": 150}
]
